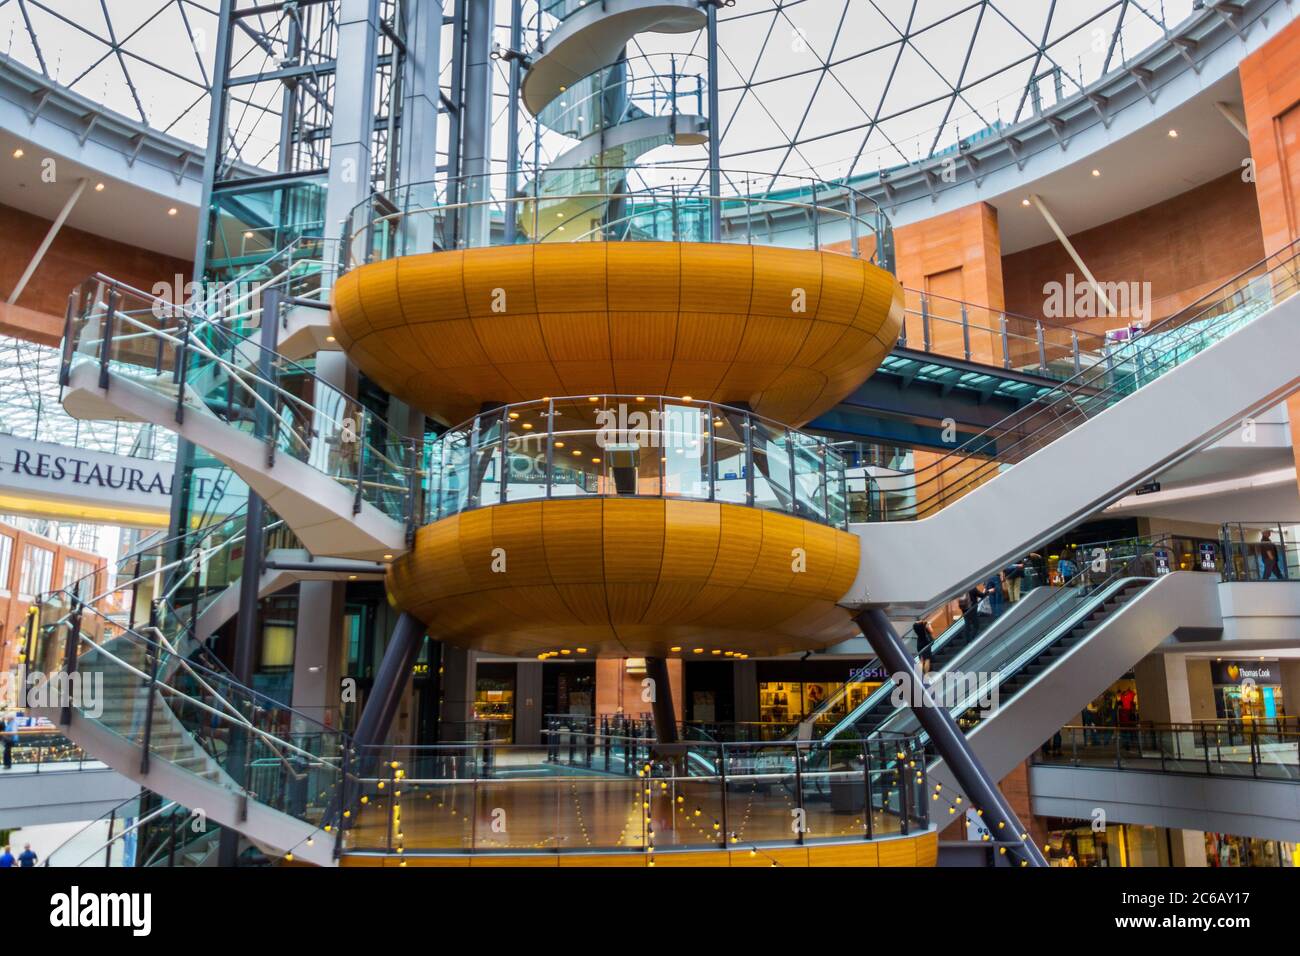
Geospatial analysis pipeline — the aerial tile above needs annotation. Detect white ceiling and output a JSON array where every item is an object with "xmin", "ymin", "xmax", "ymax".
[
  {"xmin": 990, "ymin": 73, "xmax": 1251, "ymax": 254},
  {"xmin": 0, "ymin": 127, "xmax": 198, "ymax": 261}
]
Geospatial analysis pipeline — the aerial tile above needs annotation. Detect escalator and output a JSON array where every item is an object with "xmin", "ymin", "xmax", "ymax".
[
  {"xmin": 808, "ymin": 537, "xmax": 1223, "ymax": 810},
  {"xmin": 848, "ymin": 240, "xmax": 1300, "ymax": 611}
]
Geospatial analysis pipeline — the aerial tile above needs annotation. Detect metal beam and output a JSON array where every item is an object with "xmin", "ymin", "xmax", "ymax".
[
  {"xmin": 1214, "ymin": 100, "xmax": 1251, "ymax": 139},
  {"xmin": 7, "ymin": 177, "xmax": 88, "ymax": 305},
  {"xmin": 1029, "ymin": 193, "xmax": 1116, "ymax": 317},
  {"xmin": 854, "ymin": 608, "xmax": 1047, "ymax": 867}
]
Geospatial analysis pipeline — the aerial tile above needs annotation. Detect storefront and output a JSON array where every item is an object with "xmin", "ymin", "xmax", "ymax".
[
  {"xmin": 474, "ymin": 661, "xmax": 516, "ymax": 742},
  {"xmin": 1205, "ymin": 832, "xmax": 1298, "ymax": 867},
  {"xmin": 755, "ymin": 660, "xmax": 886, "ymax": 734},
  {"xmin": 1040, "ymin": 819, "xmax": 1169, "ymax": 867},
  {"xmin": 542, "ymin": 661, "xmax": 595, "ymax": 719},
  {"xmin": 1212, "ymin": 659, "xmax": 1285, "ymax": 721}
]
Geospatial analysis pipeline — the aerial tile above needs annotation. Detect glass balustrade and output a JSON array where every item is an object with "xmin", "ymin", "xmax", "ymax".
[
  {"xmin": 340, "ymin": 734, "xmax": 929, "ymax": 854},
  {"xmin": 60, "ymin": 275, "xmax": 416, "ymax": 524},
  {"xmin": 345, "ymin": 166, "xmax": 891, "ymax": 266},
  {"xmin": 1220, "ymin": 521, "xmax": 1300, "ymax": 582},
  {"xmin": 422, "ymin": 395, "xmax": 849, "ymax": 529},
  {"xmin": 535, "ymin": 53, "xmax": 706, "ymax": 142},
  {"xmin": 1035, "ymin": 723, "xmax": 1300, "ymax": 781}
]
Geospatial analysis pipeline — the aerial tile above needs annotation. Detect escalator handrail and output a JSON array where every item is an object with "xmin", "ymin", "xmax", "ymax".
[{"xmin": 869, "ymin": 241, "xmax": 1300, "ymax": 515}]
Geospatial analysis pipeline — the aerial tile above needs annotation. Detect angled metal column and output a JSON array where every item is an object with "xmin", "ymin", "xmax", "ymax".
[
  {"xmin": 854, "ymin": 608, "xmax": 1047, "ymax": 867},
  {"xmin": 644, "ymin": 657, "xmax": 679, "ymax": 744},
  {"xmin": 351, "ymin": 611, "xmax": 427, "ymax": 749}
]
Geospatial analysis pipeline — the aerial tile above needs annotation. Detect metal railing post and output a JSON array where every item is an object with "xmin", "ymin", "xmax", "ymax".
[
  {"xmin": 999, "ymin": 314, "xmax": 1011, "ymax": 369},
  {"xmin": 862, "ymin": 741, "xmax": 873, "ymax": 839},
  {"xmin": 139, "ymin": 599, "xmax": 161, "ymax": 776},
  {"xmin": 1071, "ymin": 330, "xmax": 1081, "ymax": 374},
  {"xmin": 174, "ymin": 319, "xmax": 190, "ymax": 425},
  {"xmin": 960, "ymin": 304, "xmax": 971, "ymax": 361},
  {"xmin": 921, "ymin": 296, "xmax": 932, "ymax": 352},
  {"xmin": 59, "ymin": 597, "xmax": 83, "ymax": 726},
  {"xmin": 353, "ymin": 407, "xmax": 366, "ymax": 516},
  {"xmin": 98, "ymin": 287, "xmax": 119, "ymax": 390},
  {"xmin": 793, "ymin": 743, "xmax": 805, "ymax": 845},
  {"xmin": 1035, "ymin": 320, "xmax": 1047, "ymax": 374}
]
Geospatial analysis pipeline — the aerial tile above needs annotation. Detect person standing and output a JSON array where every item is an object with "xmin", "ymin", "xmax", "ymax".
[
  {"xmin": 961, "ymin": 584, "xmax": 985, "ymax": 641},
  {"xmin": 2, "ymin": 715, "xmax": 14, "ymax": 770},
  {"xmin": 0, "ymin": 846, "xmax": 14, "ymax": 868},
  {"xmin": 1259, "ymin": 531, "xmax": 1284, "ymax": 580},
  {"xmin": 912, "ymin": 619, "xmax": 934, "ymax": 673},
  {"xmin": 17, "ymin": 844, "xmax": 36, "ymax": 868},
  {"xmin": 1004, "ymin": 559, "xmax": 1025, "ymax": 603}
]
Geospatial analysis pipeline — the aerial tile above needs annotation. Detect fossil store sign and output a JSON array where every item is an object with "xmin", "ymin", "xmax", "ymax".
[{"xmin": 0, "ymin": 433, "xmax": 173, "ymax": 526}]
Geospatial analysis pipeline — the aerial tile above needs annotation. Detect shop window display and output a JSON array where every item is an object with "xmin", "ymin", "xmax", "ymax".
[{"xmin": 1205, "ymin": 832, "xmax": 1298, "ymax": 867}]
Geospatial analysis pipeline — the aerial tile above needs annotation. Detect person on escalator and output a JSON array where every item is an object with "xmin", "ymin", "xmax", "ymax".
[
  {"xmin": 960, "ymin": 584, "xmax": 986, "ymax": 641},
  {"xmin": 1004, "ymin": 559, "xmax": 1026, "ymax": 603},
  {"xmin": 912, "ymin": 619, "xmax": 934, "ymax": 673}
]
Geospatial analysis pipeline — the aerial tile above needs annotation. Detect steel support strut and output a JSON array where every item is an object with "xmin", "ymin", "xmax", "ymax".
[
  {"xmin": 644, "ymin": 657, "xmax": 679, "ymax": 744},
  {"xmin": 853, "ymin": 608, "xmax": 1047, "ymax": 867}
]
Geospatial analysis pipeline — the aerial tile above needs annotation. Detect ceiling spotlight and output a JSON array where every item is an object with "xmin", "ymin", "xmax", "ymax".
[
  {"xmin": 1021, "ymin": 198, "xmax": 1031, "ymax": 207},
  {"xmin": 1090, "ymin": 169, "xmax": 1101, "ymax": 177},
  {"xmin": 12, "ymin": 148, "xmax": 23, "ymax": 159},
  {"xmin": 168, "ymin": 207, "xmax": 179, "ymax": 216},
  {"xmin": 1168, "ymin": 129, "xmax": 1179, "ymax": 138},
  {"xmin": 94, "ymin": 182, "xmax": 105, "ymax": 191}
]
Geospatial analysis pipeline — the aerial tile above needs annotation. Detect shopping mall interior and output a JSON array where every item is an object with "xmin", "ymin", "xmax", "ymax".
[{"xmin": 2, "ymin": 0, "xmax": 1300, "ymax": 883}]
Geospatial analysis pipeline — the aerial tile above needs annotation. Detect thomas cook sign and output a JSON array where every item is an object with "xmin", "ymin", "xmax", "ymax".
[{"xmin": 0, "ymin": 433, "xmax": 173, "ymax": 527}]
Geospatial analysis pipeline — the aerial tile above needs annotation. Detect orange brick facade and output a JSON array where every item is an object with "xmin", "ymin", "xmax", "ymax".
[
  {"xmin": 0, "ymin": 201, "xmax": 191, "ymax": 345},
  {"xmin": 0, "ymin": 521, "xmax": 107, "ymax": 676}
]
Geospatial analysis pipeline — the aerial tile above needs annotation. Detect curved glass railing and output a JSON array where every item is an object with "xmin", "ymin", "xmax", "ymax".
[
  {"xmin": 421, "ymin": 394, "xmax": 850, "ymax": 529},
  {"xmin": 339, "ymin": 733, "xmax": 930, "ymax": 855},
  {"xmin": 535, "ymin": 53, "xmax": 705, "ymax": 140},
  {"xmin": 852, "ymin": 241, "xmax": 1300, "ymax": 521},
  {"xmin": 60, "ymin": 275, "xmax": 416, "ymax": 525},
  {"xmin": 345, "ymin": 166, "xmax": 891, "ymax": 265}
]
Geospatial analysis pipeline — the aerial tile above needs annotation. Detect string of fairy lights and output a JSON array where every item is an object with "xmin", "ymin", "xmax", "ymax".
[{"xmin": 271, "ymin": 746, "xmax": 1040, "ymax": 867}]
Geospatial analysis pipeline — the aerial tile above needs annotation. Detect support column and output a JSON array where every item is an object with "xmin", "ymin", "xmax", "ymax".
[
  {"xmin": 854, "ymin": 607, "xmax": 1046, "ymax": 867},
  {"xmin": 439, "ymin": 644, "xmax": 477, "ymax": 737},
  {"xmin": 324, "ymin": 0, "xmax": 383, "ymax": 251},
  {"xmin": 644, "ymin": 657, "xmax": 679, "ymax": 744},
  {"xmin": 515, "ymin": 661, "xmax": 543, "ymax": 745},
  {"xmin": 1241, "ymin": 19, "xmax": 1300, "ymax": 503},
  {"xmin": 398, "ymin": 0, "xmax": 445, "ymax": 253},
  {"xmin": 459, "ymin": 0, "xmax": 496, "ymax": 247},
  {"xmin": 1028, "ymin": 193, "xmax": 1116, "ymax": 315}
]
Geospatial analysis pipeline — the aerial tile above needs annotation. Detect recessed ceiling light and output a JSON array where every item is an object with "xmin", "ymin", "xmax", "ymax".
[
  {"xmin": 243, "ymin": 231, "xmax": 254, "ymax": 238},
  {"xmin": 12, "ymin": 148, "xmax": 23, "ymax": 159},
  {"xmin": 167, "ymin": 207, "xmax": 178, "ymax": 216},
  {"xmin": 326, "ymin": 335, "xmax": 336, "ymax": 342},
  {"xmin": 1168, "ymin": 129, "xmax": 1179, "ymax": 138},
  {"xmin": 1091, "ymin": 169, "xmax": 1101, "ymax": 177},
  {"xmin": 94, "ymin": 182, "xmax": 105, "ymax": 191}
]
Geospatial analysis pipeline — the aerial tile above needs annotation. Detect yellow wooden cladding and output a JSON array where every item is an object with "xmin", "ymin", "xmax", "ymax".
[
  {"xmin": 331, "ymin": 242, "xmax": 903, "ymax": 426},
  {"xmin": 386, "ymin": 498, "xmax": 861, "ymax": 657}
]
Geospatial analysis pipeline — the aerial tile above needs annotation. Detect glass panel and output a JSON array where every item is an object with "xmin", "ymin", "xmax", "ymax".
[{"xmin": 661, "ymin": 401, "xmax": 708, "ymax": 499}]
